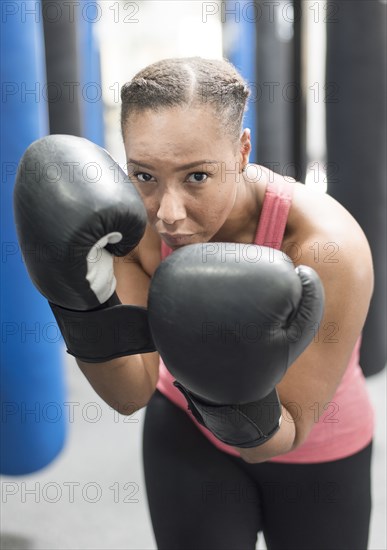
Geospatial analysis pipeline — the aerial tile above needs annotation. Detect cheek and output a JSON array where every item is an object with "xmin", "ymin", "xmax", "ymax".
[
  {"xmin": 195, "ymin": 183, "xmax": 235, "ymax": 226},
  {"xmin": 211, "ymin": 178, "xmax": 237, "ymax": 209}
]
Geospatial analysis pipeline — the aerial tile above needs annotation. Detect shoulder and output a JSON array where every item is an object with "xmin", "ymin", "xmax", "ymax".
[
  {"xmin": 280, "ymin": 182, "xmax": 374, "ymax": 358},
  {"xmin": 251, "ymin": 166, "xmax": 374, "ymax": 299},
  {"xmin": 287, "ymin": 180, "xmax": 373, "ymax": 287},
  {"xmin": 250, "ymin": 165, "xmax": 369, "ymax": 246},
  {"xmin": 265, "ymin": 179, "xmax": 374, "ymax": 449}
]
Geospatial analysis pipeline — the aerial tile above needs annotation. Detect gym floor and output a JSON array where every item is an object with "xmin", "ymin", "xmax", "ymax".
[{"xmin": 1, "ymin": 352, "xmax": 386, "ymax": 550}]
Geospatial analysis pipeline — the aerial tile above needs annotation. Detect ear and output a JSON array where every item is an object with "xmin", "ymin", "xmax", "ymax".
[{"xmin": 239, "ymin": 128, "xmax": 251, "ymax": 171}]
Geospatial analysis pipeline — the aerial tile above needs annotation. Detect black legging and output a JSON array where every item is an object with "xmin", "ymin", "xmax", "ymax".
[{"xmin": 143, "ymin": 389, "xmax": 372, "ymax": 550}]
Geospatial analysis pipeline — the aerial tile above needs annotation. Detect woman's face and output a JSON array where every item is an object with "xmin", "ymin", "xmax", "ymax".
[{"xmin": 123, "ymin": 106, "xmax": 249, "ymax": 248}]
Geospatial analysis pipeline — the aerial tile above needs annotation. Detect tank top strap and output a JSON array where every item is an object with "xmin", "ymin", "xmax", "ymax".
[{"xmin": 254, "ymin": 177, "xmax": 295, "ymax": 250}]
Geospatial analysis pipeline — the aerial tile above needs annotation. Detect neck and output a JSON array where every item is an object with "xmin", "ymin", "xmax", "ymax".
[{"xmin": 210, "ymin": 173, "xmax": 263, "ymax": 244}]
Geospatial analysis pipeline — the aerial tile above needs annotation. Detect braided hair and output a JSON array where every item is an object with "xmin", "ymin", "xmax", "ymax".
[{"xmin": 120, "ymin": 57, "xmax": 251, "ymax": 147}]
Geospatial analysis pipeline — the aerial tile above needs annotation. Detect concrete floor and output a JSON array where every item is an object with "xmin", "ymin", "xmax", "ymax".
[{"xmin": 1, "ymin": 353, "xmax": 386, "ymax": 550}]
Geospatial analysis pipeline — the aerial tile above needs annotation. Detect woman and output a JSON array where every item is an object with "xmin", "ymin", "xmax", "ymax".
[{"xmin": 110, "ymin": 57, "xmax": 375, "ymax": 548}]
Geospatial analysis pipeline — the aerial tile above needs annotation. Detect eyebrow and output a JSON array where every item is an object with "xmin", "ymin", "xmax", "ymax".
[{"xmin": 127, "ymin": 159, "xmax": 219, "ymax": 171}]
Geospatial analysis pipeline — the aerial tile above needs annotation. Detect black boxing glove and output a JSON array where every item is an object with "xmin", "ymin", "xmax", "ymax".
[
  {"xmin": 13, "ymin": 134, "xmax": 156, "ymax": 363},
  {"xmin": 148, "ymin": 243, "xmax": 324, "ymax": 448}
]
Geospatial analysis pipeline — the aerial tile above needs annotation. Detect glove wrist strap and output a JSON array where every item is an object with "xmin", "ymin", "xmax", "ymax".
[
  {"xmin": 49, "ymin": 301, "xmax": 156, "ymax": 363},
  {"xmin": 173, "ymin": 382, "xmax": 282, "ymax": 448}
]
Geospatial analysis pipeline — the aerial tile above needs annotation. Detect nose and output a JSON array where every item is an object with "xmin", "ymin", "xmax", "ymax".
[{"xmin": 157, "ymin": 191, "xmax": 187, "ymax": 226}]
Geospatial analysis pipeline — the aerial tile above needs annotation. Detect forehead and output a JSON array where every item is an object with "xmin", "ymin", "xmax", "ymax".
[{"xmin": 123, "ymin": 105, "xmax": 229, "ymax": 156}]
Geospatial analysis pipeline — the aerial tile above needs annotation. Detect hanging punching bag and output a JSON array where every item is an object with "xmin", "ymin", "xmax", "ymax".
[
  {"xmin": 255, "ymin": 0, "xmax": 300, "ymax": 180},
  {"xmin": 222, "ymin": 0, "xmax": 258, "ymax": 162},
  {"xmin": 326, "ymin": 0, "xmax": 387, "ymax": 376},
  {"xmin": 1, "ymin": 0, "xmax": 67, "ymax": 474}
]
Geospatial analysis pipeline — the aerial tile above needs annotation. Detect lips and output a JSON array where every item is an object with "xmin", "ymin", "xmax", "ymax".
[{"xmin": 160, "ymin": 233, "xmax": 195, "ymax": 246}]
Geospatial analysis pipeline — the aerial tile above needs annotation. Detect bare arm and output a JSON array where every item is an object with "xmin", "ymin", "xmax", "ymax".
[
  {"xmin": 76, "ymin": 234, "xmax": 160, "ymax": 415},
  {"xmin": 236, "ymin": 211, "xmax": 374, "ymax": 463},
  {"xmin": 76, "ymin": 352, "xmax": 157, "ymax": 415}
]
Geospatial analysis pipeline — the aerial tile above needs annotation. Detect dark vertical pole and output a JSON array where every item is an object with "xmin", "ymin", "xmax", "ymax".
[
  {"xmin": 42, "ymin": 0, "xmax": 83, "ymax": 135},
  {"xmin": 255, "ymin": 0, "xmax": 299, "ymax": 180},
  {"xmin": 326, "ymin": 0, "xmax": 387, "ymax": 376},
  {"xmin": 293, "ymin": 0, "xmax": 306, "ymax": 183}
]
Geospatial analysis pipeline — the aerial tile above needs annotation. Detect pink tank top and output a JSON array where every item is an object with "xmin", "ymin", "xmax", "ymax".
[{"xmin": 156, "ymin": 177, "xmax": 375, "ymax": 463}]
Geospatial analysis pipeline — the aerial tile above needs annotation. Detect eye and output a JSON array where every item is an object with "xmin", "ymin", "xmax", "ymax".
[
  {"xmin": 133, "ymin": 172, "xmax": 155, "ymax": 183},
  {"xmin": 187, "ymin": 172, "xmax": 209, "ymax": 184}
]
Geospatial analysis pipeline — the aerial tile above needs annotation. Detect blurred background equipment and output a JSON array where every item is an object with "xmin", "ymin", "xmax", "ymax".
[
  {"xmin": 325, "ymin": 0, "xmax": 387, "ymax": 376},
  {"xmin": 222, "ymin": 0, "xmax": 258, "ymax": 162},
  {"xmin": 42, "ymin": 0, "xmax": 105, "ymax": 145},
  {"xmin": 1, "ymin": 0, "xmax": 66, "ymax": 475}
]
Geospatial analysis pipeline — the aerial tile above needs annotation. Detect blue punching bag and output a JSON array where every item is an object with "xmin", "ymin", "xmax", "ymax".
[
  {"xmin": 222, "ymin": 0, "xmax": 257, "ymax": 162},
  {"xmin": 0, "ymin": 0, "xmax": 67, "ymax": 474}
]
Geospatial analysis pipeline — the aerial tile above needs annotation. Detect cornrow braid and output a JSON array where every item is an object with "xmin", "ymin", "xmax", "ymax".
[{"xmin": 120, "ymin": 57, "xmax": 250, "ymax": 145}]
